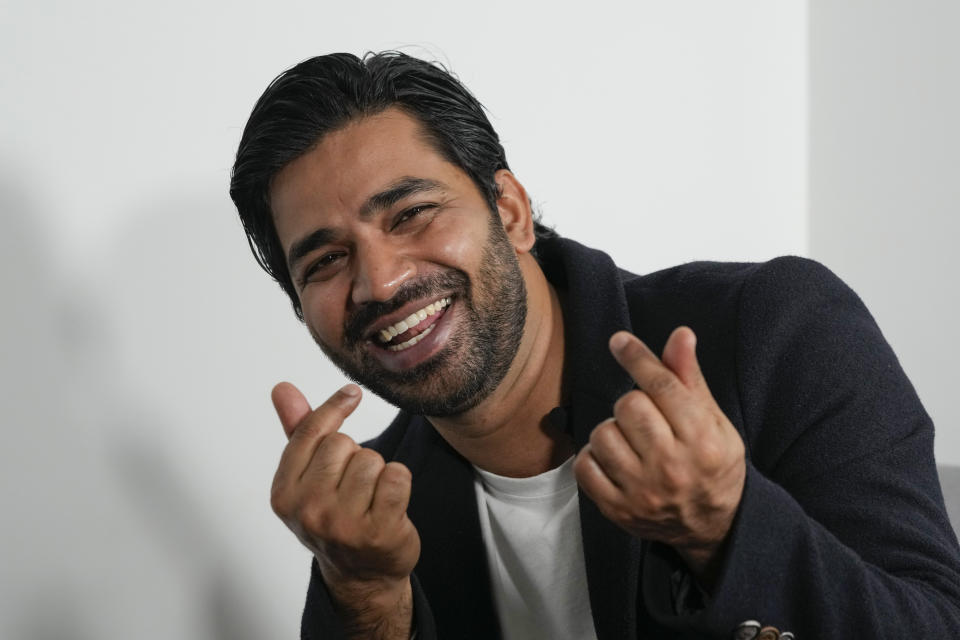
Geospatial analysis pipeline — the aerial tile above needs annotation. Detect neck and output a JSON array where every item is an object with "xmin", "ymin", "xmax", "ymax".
[{"xmin": 427, "ymin": 255, "xmax": 571, "ymax": 477}]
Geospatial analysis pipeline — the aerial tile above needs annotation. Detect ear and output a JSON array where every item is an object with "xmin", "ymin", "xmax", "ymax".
[{"xmin": 494, "ymin": 169, "xmax": 536, "ymax": 254}]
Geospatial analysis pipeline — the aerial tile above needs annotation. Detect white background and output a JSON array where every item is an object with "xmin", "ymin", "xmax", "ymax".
[{"xmin": 0, "ymin": 1, "xmax": 953, "ymax": 638}]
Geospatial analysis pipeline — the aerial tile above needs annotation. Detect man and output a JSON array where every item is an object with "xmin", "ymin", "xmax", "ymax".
[{"xmin": 230, "ymin": 52, "xmax": 960, "ymax": 639}]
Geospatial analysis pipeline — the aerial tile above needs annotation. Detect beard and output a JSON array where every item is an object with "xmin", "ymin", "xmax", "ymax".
[{"xmin": 311, "ymin": 215, "xmax": 528, "ymax": 417}]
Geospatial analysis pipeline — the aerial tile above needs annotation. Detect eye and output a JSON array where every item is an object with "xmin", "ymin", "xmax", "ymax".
[
  {"xmin": 391, "ymin": 204, "xmax": 436, "ymax": 230},
  {"xmin": 300, "ymin": 251, "xmax": 346, "ymax": 285}
]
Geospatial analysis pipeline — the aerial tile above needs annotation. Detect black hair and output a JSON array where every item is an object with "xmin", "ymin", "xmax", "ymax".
[{"xmin": 229, "ymin": 51, "xmax": 555, "ymax": 319}]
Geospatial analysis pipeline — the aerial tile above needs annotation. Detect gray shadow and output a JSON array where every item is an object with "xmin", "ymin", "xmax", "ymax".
[
  {"xmin": 110, "ymin": 426, "xmax": 270, "ymax": 640},
  {"xmin": 0, "ymin": 169, "xmax": 102, "ymax": 640},
  {"xmin": 0, "ymin": 167, "xmax": 275, "ymax": 639},
  {"xmin": 91, "ymin": 189, "xmax": 278, "ymax": 640}
]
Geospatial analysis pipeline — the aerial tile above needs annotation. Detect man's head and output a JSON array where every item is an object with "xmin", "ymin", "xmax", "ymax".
[
  {"xmin": 230, "ymin": 51, "xmax": 551, "ymax": 319},
  {"xmin": 231, "ymin": 52, "xmax": 550, "ymax": 415}
]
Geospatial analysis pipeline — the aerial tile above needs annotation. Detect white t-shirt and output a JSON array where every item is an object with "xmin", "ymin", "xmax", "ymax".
[{"xmin": 473, "ymin": 457, "xmax": 599, "ymax": 640}]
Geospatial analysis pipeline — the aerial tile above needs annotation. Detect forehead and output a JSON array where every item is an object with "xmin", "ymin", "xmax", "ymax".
[{"xmin": 270, "ymin": 108, "xmax": 467, "ymax": 246}]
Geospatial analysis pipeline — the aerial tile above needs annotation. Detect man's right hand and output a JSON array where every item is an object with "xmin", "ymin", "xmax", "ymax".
[{"xmin": 270, "ymin": 382, "xmax": 421, "ymax": 639}]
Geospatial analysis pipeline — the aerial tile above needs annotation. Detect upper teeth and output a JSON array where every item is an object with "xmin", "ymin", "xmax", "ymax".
[{"xmin": 378, "ymin": 297, "xmax": 451, "ymax": 343}]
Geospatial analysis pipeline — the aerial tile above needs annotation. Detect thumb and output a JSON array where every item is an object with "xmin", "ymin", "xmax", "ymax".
[
  {"xmin": 271, "ymin": 381, "xmax": 312, "ymax": 439},
  {"xmin": 661, "ymin": 326, "xmax": 704, "ymax": 389}
]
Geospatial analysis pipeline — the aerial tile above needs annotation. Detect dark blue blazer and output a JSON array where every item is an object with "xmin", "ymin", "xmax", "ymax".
[{"xmin": 301, "ymin": 238, "xmax": 960, "ymax": 639}]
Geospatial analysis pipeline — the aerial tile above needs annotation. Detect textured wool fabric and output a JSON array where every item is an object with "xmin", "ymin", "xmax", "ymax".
[{"xmin": 300, "ymin": 237, "xmax": 960, "ymax": 639}]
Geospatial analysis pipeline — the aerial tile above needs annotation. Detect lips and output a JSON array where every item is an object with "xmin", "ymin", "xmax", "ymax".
[
  {"xmin": 363, "ymin": 293, "xmax": 458, "ymax": 374},
  {"xmin": 371, "ymin": 296, "xmax": 452, "ymax": 353}
]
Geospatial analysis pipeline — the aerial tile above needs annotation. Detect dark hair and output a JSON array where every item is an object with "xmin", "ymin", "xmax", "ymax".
[{"xmin": 230, "ymin": 50, "xmax": 555, "ymax": 319}]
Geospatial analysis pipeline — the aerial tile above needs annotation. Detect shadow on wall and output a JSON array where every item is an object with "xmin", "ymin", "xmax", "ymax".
[
  {"xmin": 0, "ymin": 173, "xmax": 101, "ymax": 640},
  {"xmin": 110, "ymin": 429, "xmax": 269, "ymax": 640},
  {"xmin": 0, "ymin": 166, "xmax": 273, "ymax": 640}
]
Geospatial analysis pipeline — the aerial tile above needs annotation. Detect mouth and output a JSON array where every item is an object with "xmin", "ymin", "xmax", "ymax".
[
  {"xmin": 366, "ymin": 295, "xmax": 457, "ymax": 371},
  {"xmin": 374, "ymin": 296, "xmax": 452, "ymax": 352}
]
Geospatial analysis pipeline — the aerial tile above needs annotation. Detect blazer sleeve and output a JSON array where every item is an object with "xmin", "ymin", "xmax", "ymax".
[
  {"xmin": 641, "ymin": 256, "xmax": 960, "ymax": 637},
  {"xmin": 301, "ymin": 559, "xmax": 438, "ymax": 640}
]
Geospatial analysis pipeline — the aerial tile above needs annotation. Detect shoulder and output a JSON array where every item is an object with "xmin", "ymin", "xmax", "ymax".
[
  {"xmin": 620, "ymin": 256, "xmax": 858, "ymax": 331},
  {"xmin": 624, "ymin": 255, "xmax": 840, "ymax": 297},
  {"xmin": 616, "ymin": 256, "xmax": 834, "ymax": 332}
]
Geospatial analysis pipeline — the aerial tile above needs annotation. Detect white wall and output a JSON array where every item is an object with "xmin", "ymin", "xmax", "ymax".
[
  {"xmin": 809, "ymin": 0, "xmax": 960, "ymax": 465},
  {"xmin": 0, "ymin": 2, "xmax": 805, "ymax": 638}
]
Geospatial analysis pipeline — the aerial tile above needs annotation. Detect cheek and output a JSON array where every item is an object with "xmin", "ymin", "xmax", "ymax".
[
  {"xmin": 301, "ymin": 288, "xmax": 348, "ymax": 343},
  {"xmin": 427, "ymin": 214, "xmax": 491, "ymax": 270}
]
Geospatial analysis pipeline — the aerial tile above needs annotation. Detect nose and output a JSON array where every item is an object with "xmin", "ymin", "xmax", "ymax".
[{"xmin": 350, "ymin": 241, "xmax": 416, "ymax": 305}]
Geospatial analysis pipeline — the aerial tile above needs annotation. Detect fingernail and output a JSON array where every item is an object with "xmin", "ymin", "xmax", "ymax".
[
  {"xmin": 610, "ymin": 332, "xmax": 631, "ymax": 354},
  {"xmin": 340, "ymin": 384, "xmax": 360, "ymax": 397}
]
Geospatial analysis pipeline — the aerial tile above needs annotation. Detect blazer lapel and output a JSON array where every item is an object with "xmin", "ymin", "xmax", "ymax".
[
  {"xmin": 549, "ymin": 239, "xmax": 650, "ymax": 640},
  {"xmin": 571, "ymin": 391, "xmax": 644, "ymax": 640},
  {"xmin": 399, "ymin": 417, "xmax": 501, "ymax": 639}
]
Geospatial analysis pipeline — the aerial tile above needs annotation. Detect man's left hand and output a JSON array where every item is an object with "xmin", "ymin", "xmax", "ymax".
[{"xmin": 573, "ymin": 326, "xmax": 746, "ymax": 586}]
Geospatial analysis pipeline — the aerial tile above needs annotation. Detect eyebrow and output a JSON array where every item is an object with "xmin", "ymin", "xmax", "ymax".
[
  {"xmin": 286, "ymin": 176, "xmax": 447, "ymax": 274},
  {"xmin": 359, "ymin": 176, "xmax": 445, "ymax": 217}
]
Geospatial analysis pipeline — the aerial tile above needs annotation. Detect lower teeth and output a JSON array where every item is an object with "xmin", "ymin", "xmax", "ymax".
[{"xmin": 388, "ymin": 323, "xmax": 436, "ymax": 352}]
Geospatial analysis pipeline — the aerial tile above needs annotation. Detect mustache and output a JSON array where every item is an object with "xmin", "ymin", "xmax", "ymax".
[{"xmin": 343, "ymin": 270, "xmax": 469, "ymax": 346}]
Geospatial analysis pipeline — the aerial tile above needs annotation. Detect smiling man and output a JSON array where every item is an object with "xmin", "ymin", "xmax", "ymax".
[{"xmin": 230, "ymin": 52, "xmax": 960, "ymax": 639}]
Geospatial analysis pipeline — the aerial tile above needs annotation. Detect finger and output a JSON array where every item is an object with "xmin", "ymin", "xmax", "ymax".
[
  {"xmin": 610, "ymin": 332, "xmax": 692, "ymax": 429},
  {"xmin": 272, "ymin": 381, "xmax": 312, "ymax": 439},
  {"xmin": 370, "ymin": 462, "xmax": 413, "ymax": 524},
  {"xmin": 587, "ymin": 418, "xmax": 644, "ymax": 489},
  {"xmin": 304, "ymin": 431, "xmax": 361, "ymax": 484},
  {"xmin": 612, "ymin": 390, "xmax": 674, "ymax": 453},
  {"xmin": 277, "ymin": 385, "xmax": 362, "ymax": 480},
  {"xmin": 610, "ymin": 332, "xmax": 684, "ymax": 400},
  {"xmin": 656, "ymin": 327, "xmax": 719, "ymax": 440},
  {"xmin": 573, "ymin": 445, "xmax": 624, "ymax": 510},
  {"xmin": 289, "ymin": 384, "xmax": 362, "ymax": 445},
  {"xmin": 336, "ymin": 448, "xmax": 386, "ymax": 517},
  {"xmin": 660, "ymin": 327, "xmax": 705, "ymax": 391}
]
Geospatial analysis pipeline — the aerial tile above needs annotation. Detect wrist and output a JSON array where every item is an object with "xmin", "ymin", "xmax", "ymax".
[
  {"xmin": 326, "ymin": 574, "xmax": 413, "ymax": 640},
  {"xmin": 675, "ymin": 536, "xmax": 728, "ymax": 593}
]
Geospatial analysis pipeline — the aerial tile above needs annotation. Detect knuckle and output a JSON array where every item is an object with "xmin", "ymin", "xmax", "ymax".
[
  {"xmin": 573, "ymin": 450, "xmax": 604, "ymax": 488},
  {"xmin": 270, "ymin": 469, "xmax": 295, "ymax": 515},
  {"xmin": 270, "ymin": 488, "xmax": 292, "ymax": 517},
  {"xmin": 385, "ymin": 460, "xmax": 411, "ymax": 478},
  {"xmin": 326, "ymin": 432, "xmax": 356, "ymax": 449},
  {"xmin": 381, "ymin": 462, "xmax": 412, "ymax": 487},
  {"xmin": 292, "ymin": 414, "xmax": 325, "ymax": 441},
  {"xmin": 729, "ymin": 433, "xmax": 746, "ymax": 459},
  {"xmin": 614, "ymin": 390, "xmax": 650, "ymax": 420},
  {"xmin": 352, "ymin": 447, "xmax": 386, "ymax": 471},
  {"xmin": 589, "ymin": 421, "xmax": 617, "ymax": 451},
  {"xmin": 298, "ymin": 502, "xmax": 331, "ymax": 535},
  {"xmin": 623, "ymin": 484, "xmax": 661, "ymax": 514},
  {"xmin": 697, "ymin": 438, "xmax": 727, "ymax": 469},
  {"xmin": 638, "ymin": 488, "xmax": 664, "ymax": 513},
  {"xmin": 659, "ymin": 461, "xmax": 690, "ymax": 491},
  {"xmin": 327, "ymin": 510, "xmax": 360, "ymax": 540},
  {"xmin": 365, "ymin": 525, "xmax": 396, "ymax": 553},
  {"xmin": 573, "ymin": 449, "xmax": 592, "ymax": 476},
  {"xmin": 320, "ymin": 433, "xmax": 359, "ymax": 459},
  {"xmin": 643, "ymin": 372, "xmax": 676, "ymax": 395}
]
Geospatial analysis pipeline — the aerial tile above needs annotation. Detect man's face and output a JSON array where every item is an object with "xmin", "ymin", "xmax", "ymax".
[{"xmin": 270, "ymin": 108, "xmax": 527, "ymax": 416}]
